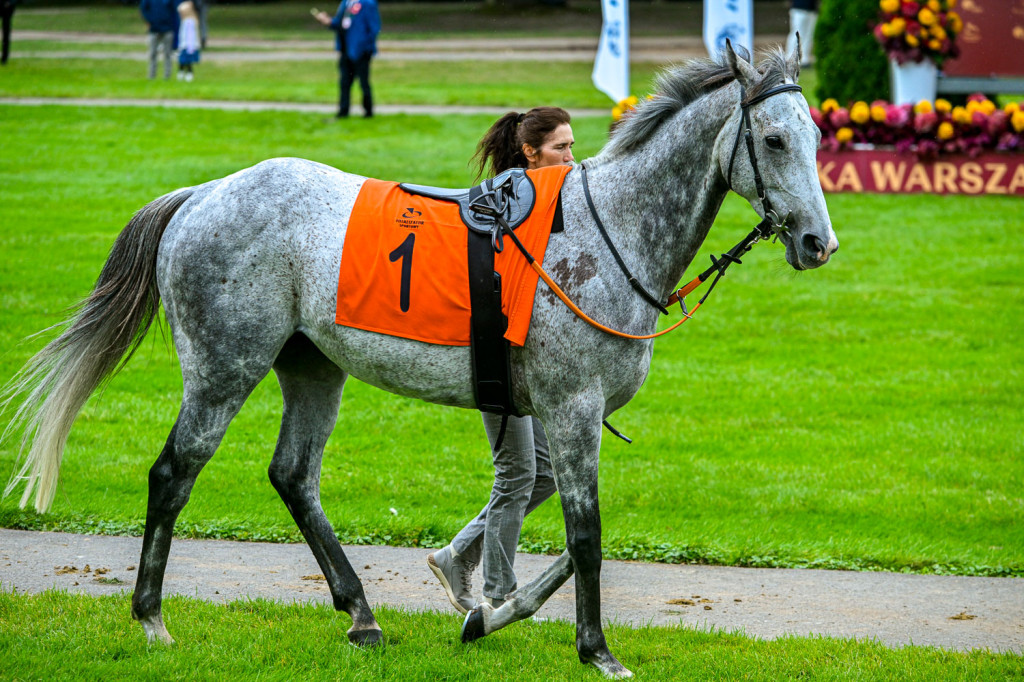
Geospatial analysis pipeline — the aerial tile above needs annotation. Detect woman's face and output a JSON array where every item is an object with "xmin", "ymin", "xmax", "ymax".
[{"xmin": 524, "ymin": 123, "xmax": 575, "ymax": 170}]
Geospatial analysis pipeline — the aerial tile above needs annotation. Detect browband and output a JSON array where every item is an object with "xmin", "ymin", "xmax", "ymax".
[{"xmin": 742, "ymin": 83, "xmax": 803, "ymax": 109}]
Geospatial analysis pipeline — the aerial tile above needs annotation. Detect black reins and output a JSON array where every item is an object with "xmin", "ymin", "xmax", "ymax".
[{"xmin": 579, "ymin": 82, "xmax": 803, "ymax": 313}]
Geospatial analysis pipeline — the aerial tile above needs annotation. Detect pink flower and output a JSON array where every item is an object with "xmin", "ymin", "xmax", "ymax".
[
  {"xmin": 967, "ymin": 93, "xmax": 987, "ymax": 103},
  {"xmin": 971, "ymin": 111, "xmax": 988, "ymax": 128},
  {"xmin": 902, "ymin": 1, "xmax": 920, "ymax": 19},
  {"xmin": 810, "ymin": 107, "xmax": 825, "ymax": 129},
  {"xmin": 914, "ymin": 110, "xmax": 938, "ymax": 133},
  {"xmin": 885, "ymin": 104, "xmax": 911, "ymax": 127},
  {"xmin": 986, "ymin": 110, "xmax": 1008, "ymax": 136},
  {"xmin": 829, "ymin": 108, "xmax": 850, "ymax": 127}
]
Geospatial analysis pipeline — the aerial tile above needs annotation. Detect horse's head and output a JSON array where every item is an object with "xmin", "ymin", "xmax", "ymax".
[{"xmin": 718, "ymin": 39, "xmax": 838, "ymax": 271}]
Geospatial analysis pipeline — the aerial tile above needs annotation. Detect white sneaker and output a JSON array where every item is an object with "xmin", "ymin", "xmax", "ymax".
[{"xmin": 427, "ymin": 546, "xmax": 477, "ymax": 614}]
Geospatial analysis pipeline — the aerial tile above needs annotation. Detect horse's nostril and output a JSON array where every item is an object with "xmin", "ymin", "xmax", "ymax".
[{"xmin": 801, "ymin": 232, "xmax": 826, "ymax": 256}]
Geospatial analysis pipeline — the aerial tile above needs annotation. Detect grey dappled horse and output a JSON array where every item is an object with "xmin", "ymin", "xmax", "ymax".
[{"xmin": 3, "ymin": 44, "xmax": 835, "ymax": 677}]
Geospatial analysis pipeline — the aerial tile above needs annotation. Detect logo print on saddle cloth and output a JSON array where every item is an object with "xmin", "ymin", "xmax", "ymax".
[{"xmin": 335, "ymin": 165, "xmax": 572, "ymax": 346}]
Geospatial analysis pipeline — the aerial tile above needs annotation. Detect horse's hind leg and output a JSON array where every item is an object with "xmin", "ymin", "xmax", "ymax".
[
  {"xmin": 268, "ymin": 333, "xmax": 381, "ymax": 646},
  {"xmin": 131, "ymin": 369, "xmax": 266, "ymax": 644}
]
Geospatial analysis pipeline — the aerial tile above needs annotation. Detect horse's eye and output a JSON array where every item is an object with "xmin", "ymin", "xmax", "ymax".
[{"xmin": 765, "ymin": 135, "xmax": 784, "ymax": 150}]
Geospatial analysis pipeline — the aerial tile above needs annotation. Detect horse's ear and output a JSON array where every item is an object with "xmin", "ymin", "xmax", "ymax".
[
  {"xmin": 724, "ymin": 39, "xmax": 758, "ymax": 88},
  {"xmin": 787, "ymin": 32, "xmax": 802, "ymax": 81}
]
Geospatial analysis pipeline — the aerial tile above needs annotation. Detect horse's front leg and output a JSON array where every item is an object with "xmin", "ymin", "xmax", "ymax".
[
  {"xmin": 463, "ymin": 400, "xmax": 632, "ymax": 678},
  {"xmin": 547, "ymin": 409, "xmax": 631, "ymax": 678},
  {"xmin": 461, "ymin": 550, "xmax": 574, "ymax": 639}
]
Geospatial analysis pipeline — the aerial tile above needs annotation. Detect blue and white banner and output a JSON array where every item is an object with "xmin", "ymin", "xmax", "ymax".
[
  {"xmin": 592, "ymin": 0, "xmax": 629, "ymax": 104},
  {"xmin": 703, "ymin": 0, "xmax": 753, "ymax": 58}
]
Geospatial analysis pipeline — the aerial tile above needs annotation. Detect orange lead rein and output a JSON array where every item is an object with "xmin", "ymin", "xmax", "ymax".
[{"xmin": 531, "ymin": 261, "xmax": 701, "ymax": 340}]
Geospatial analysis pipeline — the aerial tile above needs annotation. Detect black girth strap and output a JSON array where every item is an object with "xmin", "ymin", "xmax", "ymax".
[
  {"xmin": 580, "ymin": 164, "xmax": 670, "ymax": 316},
  {"xmin": 467, "ymin": 184, "xmax": 518, "ymax": 416}
]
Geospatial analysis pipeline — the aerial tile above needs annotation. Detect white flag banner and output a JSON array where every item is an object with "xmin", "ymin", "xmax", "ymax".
[
  {"xmin": 703, "ymin": 0, "xmax": 753, "ymax": 58},
  {"xmin": 592, "ymin": 0, "xmax": 629, "ymax": 104}
]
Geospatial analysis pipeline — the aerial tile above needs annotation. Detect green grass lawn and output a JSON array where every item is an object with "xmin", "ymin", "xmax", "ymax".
[
  {"xmin": 0, "ymin": 590, "xmax": 1019, "ymax": 680},
  {"xmin": 0, "ymin": 103, "xmax": 1021, "ymax": 579}
]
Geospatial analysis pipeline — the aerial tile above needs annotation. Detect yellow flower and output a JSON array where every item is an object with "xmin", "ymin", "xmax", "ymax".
[
  {"xmin": 952, "ymin": 106, "xmax": 971, "ymax": 124},
  {"xmin": 927, "ymin": 0, "xmax": 940, "ymax": 11},
  {"xmin": 1012, "ymin": 111, "xmax": 1024, "ymax": 133},
  {"xmin": 966, "ymin": 100, "xmax": 981, "ymax": 115},
  {"xmin": 625, "ymin": 95, "xmax": 639, "ymax": 108},
  {"xmin": 906, "ymin": 34, "xmax": 920, "ymax": 47},
  {"xmin": 947, "ymin": 11, "xmax": 963, "ymax": 33},
  {"xmin": 611, "ymin": 106, "xmax": 623, "ymax": 121},
  {"xmin": 948, "ymin": 0, "xmax": 957, "ymax": 7},
  {"xmin": 880, "ymin": 0, "xmax": 899, "ymax": 13},
  {"xmin": 821, "ymin": 98, "xmax": 840, "ymax": 114},
  {"xmin": 836, "ymin": 127, "xmax": 854, "ymax": 144},
  {"xmin": 850, "ymin": 101, "xmax": 871, "ymax": 125},
  {"xmin": 919, "ymin": 8, "xmax": 937, "ymax": 25},
  {"xmin": 928, "ymin": 38, "xmax": 942, "ymax": 50},
  {"xmin": 935, "ymin": 98, "xmax": 952, "ymax": 113},
  {"xmin": 931, "ymin": 25, "xmax": 947, "ymax": 40},
  {"xmin": 914, "ymin": 100, "xmax": 934, "ymax": 114},
  {"xmin": 871, "ymin": 105, "xmax": 887, "ymax": 122},
  {"xmin": 937, "ymin": 122, "xmax": 955, "ymax": 140},
  {"xmin": 1005, "ymin": 102, "xmax": 1021, "ymax": 115},
  {"xmin": 979, "ymin": 99, "xmax": 996, "ymax": 115},
  {"xmin": 890, "ymin": 17, "xmax": 907, "ymax": 34}
]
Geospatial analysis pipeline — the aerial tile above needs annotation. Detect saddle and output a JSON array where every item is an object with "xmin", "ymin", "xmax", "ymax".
[
  {"xmin": 399, "ymin": 168, "xmax": 541, "ymax": 416},
  {"xmin": 400, "ymin": 168, "xmax": 537, "ymax": 238}
]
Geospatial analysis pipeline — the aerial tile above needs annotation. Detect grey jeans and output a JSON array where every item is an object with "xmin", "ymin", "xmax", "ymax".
[
  {"xmin": 450, "ymin": 413, "xmax": 557, "ymax": 600},
  {"xmin": 147, "ymin": 31, "xmax": 174, "ymax": 80}
]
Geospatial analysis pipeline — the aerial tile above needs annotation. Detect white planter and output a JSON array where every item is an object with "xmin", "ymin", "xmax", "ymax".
[{"xmin": 889, "ymin": 58, "xmax": 938, "ymax": 105}]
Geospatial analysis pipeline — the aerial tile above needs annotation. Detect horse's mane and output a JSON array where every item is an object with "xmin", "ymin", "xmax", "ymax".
[{"xmin": 600, "ymin": 48, "xmax": 795, "ymax": 159}]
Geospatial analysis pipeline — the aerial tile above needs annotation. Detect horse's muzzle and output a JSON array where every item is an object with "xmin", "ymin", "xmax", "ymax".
[{"xmin": 782, "ymin": 226, "xmax": 838, "ymax": 270}]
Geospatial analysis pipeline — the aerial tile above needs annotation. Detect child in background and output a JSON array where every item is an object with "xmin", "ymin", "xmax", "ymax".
[{"xmin": 177, "ymin": 0, "xmax": 201, "ymax": 81}]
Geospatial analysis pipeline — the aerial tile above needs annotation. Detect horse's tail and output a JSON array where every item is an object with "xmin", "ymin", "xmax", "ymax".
[{"xmin": 2, "ymin": 187, "xmax": 194, "ymax": 513}]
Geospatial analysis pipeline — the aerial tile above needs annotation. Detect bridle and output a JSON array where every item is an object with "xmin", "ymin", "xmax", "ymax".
[
  {"xmin": 497, "ymin": 81, "xmax": 805, "ymax": 341},
  {"xmin": 727, "ymin": 82, "xmax": 804, "ymax": 239}
]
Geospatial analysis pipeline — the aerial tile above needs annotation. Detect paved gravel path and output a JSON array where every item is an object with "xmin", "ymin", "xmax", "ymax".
[{"xmin": 2, "ymin": 529, "xmax": 1021, "ymax": 653}]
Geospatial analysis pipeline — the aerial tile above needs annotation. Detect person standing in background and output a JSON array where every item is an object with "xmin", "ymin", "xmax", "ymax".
[
  {"xmin": 316, "ymin": 0, "xmax": 381, "ymax": 118},
  {"xmin": 141, "ymin": 0, "xmax": 179, "ymax": 80},
  {"xmin": 787, "ymin": 0, "xmax": 817, "ymax": 68},
  {"xmin": 176, "ymin": 0, "xmax": 200, "ymax": 81},
  {"xmin": 1, "ymin": 0, "xmax": 17, "ymax": 65}
]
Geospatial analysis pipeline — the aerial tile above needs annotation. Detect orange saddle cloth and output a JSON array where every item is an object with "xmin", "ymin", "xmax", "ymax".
[{"xmin": 335, "ymin": 165, "xmax": 572, "ymax": 347}]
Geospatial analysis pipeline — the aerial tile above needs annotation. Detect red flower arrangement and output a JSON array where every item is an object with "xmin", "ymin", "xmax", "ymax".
[
  {"xmin": 873, "ymin": 0, "xmax": 962, "ymax": 66},
  {"xmin": 813, "ymin": 95, "xmax": 1024, "ymax": 159}
]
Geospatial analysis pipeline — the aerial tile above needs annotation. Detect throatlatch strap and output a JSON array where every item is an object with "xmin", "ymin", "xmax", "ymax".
[{"xmin": 580, "ymin": 165, "xmax": 669, "ymax": 316}]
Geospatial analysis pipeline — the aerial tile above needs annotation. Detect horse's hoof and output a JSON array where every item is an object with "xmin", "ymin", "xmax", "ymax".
[
  {"xmin": 347, "ymin": 626, "xmax": 383, "ymax": 648},
  {"xmin": 137, "ymin": 615, "xmax": 175, "ymax": 645},
  {"xmin": 460, "ymin": 605, "xmax": 487, "ymax": 643},
  {"xmin": 584, "ymin": 651, "xmax": 633, "ymax": 679}
]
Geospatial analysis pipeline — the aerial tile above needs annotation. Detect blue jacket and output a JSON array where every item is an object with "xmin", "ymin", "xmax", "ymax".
[
  {"xmin": 140, "ymin": 0, "xmax": 180, "ymax": 34},
  {"xmin": 330, "ymin": 0, "xmax": 380, "ymax": 61}
]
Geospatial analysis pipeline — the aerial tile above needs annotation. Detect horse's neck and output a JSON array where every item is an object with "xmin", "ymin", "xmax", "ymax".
[{"xmin": 582, "ymin": 91, "xmax": 736, "ymax": 300}]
